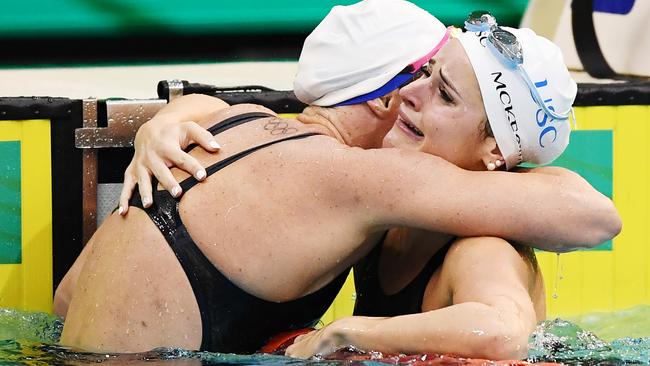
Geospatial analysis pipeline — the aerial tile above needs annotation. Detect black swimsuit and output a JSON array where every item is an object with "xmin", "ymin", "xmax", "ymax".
[
  {"xmin": 353, "ymin": 233, "xmax": 452, "ymax": 316},
  {"xmin": 129, "ymin": 112, "xmax": 350, "ymax": 353}
]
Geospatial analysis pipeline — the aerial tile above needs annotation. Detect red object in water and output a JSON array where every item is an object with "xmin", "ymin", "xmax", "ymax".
[
  {"xmin": 261, "ymin": 331, "xmax": 563, "ymax": 366},
  {"xmin": 259, "ymin": 328, "xmax": 314, "ymax": 354}
]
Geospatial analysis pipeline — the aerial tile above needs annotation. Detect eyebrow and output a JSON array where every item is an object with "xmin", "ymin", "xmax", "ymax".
[{"xmin": 439, "ymin": 67, "xmax": 462, "ymax": 100}]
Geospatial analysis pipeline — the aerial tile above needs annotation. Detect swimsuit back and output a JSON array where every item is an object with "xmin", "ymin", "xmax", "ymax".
[{"xmin": 130, "ymin": 112, "xmax": 350, "ymax": 353}]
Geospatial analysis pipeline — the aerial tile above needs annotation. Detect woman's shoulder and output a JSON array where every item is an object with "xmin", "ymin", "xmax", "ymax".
[{"xmin": 199, "ymin": 103, "xmax": 279, "ymax": 127}]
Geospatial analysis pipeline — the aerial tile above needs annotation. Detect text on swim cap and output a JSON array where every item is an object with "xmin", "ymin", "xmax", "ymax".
[
  {"xmin": 478, "ymin": 34, "xmax": 488, "ymax": 46},
  {"xmin": 533, "ymin": 79, "xmax": 558, "ymax": 148},
  {"xmin": 491, "ymin": 71, "xmax": 523, "ymax": 163}
]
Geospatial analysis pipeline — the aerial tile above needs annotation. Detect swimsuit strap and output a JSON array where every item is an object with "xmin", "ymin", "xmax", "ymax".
[
  {"xmin": 184, "ymin": 112, "xmax": 276, "ymax": 152},
  {"xmin": 179, "ymin": 132, "xmax": 319, "ymax": 192},
  {"xmin": 207, "ymin": 112, "xmax": 276, "ymax": 136}
]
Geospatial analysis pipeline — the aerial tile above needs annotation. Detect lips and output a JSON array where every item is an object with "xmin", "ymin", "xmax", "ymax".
[{"xmin": 397, "ymin": 109, "xmax": 424, "ymax": 140}]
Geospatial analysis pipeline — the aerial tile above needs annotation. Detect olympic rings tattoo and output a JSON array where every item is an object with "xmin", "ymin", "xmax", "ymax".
[{"xmin": 263, "ymin": 119, "xmax": 298, "ymax": 135}]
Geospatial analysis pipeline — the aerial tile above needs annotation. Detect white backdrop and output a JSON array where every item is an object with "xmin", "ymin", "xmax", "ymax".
[{"xmin": 0, "ymin": 61, "xmax": 298, "ymax": 99}]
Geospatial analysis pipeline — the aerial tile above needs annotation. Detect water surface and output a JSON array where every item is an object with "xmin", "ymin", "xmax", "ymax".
[{"xmin": 2, "ymin": 307, "xmax": 650, "ymax": 365}]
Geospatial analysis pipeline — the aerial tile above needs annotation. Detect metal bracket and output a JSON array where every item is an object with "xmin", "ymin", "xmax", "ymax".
[
  {"xmin": 167, "ymin": 79, "xmax": 184, "ymax": 101},
  {"xmin": 75, "ymin": 99, "xmax": 167, "ymax": 148},
  {"xmin": 76, "ymin": 98, "xmax": 167, "ymax": 243}
]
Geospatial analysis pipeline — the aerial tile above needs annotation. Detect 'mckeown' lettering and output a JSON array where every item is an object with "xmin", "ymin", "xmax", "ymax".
[{"xmin": 491, "ymin": 72, "xmax": 522, "ymax": 161}]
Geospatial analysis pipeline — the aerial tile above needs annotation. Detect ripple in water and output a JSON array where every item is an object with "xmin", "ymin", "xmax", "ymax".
[
  {"xmin": 2, "ymin": 307, "xmax": 650, "ymax": 365},
  {"xmin": 528, "ymin": 318, "xmax": 650, "ymax": 365},
  {"xmin": 0, "ymin": 308, "xmax": 62, "ymax": 344}
]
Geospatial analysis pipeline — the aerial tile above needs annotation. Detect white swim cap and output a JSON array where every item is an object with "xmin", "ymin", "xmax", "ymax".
[
  {"xmin": 457, "ymin": 28, "xmax": 577, "ymax": 169},
  {"xmin": 294, "ymin": 0, "xmax": 448, "ymax": 107}
]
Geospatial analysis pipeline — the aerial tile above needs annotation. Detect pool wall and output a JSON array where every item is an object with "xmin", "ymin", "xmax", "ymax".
[{"xmin": 537, "ymin": 99, "xmax": 650, "ymax": 317}]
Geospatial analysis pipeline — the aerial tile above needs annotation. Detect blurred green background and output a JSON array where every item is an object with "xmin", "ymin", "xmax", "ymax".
[
  {"xmin": 0, "ymin": 1, "xmax": 530, "ymax": 66},
  {"xmin": 1, "ymin": 1, "xmax": 528, "ymax": 37}
]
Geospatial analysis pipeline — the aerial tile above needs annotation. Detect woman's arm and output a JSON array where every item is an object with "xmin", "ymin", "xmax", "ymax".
[
  {"xmin": 118, "ymin": 94, "xmax": 229, "ymax": 214},
  {"xmin": 507, "ymin": 165, "xmax": 621, "ymax": 250},
  {"xmin": 285, "ymin": 237, "xmax": 537, "ymax": 360},
  {"xmin": 339, "ymin": 148, "xmax": 621, "ymax": 251}
]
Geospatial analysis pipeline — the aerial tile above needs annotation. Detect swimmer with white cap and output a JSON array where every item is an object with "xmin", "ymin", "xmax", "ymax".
[{"xmin": 457, "ymin": 11, "xmax": 577, "ymax": 169}]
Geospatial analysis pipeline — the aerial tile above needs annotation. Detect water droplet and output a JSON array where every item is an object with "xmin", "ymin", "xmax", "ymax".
[{"xmin": 552, "ymin": 253, "xmax": 563, "ymax": 300}]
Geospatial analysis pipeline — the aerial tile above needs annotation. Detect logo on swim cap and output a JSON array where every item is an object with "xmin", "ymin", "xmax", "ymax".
[{"xmin": 533, "ymin": 79, "xmax": 562, "ymax": 149}]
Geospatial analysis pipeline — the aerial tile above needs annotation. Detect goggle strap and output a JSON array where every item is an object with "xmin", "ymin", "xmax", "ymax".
[
  {"xmin": 467, "ymin": 11, "xmax": 573, "ymax": 123},
  {"xmin": 570, "ymin": 108, "xmax": 578, "ymax": 130},
  {"xmin": 464, "ymin": 22, "xmax": 489, "ymax": 33},
  {"xmin": 517, "ymin": 64, "xmax": 571, "ymax": 121}
]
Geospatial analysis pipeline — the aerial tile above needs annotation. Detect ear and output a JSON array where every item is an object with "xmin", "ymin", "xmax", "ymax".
[
  {"xmin": 366, "ymin": 90, "xmax": 400, "ymax": 119},
  {"xmin": 479, "ymin": 136, "xmax": 505, "ymax": 170}
]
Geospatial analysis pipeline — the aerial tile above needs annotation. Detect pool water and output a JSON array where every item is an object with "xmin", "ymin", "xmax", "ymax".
[
  {"xmin": 2, "ymin": 307, "xmax": 650, "ymax": 365},
  {"xmin": 567, "ymin": 305, "xmax": 650, "ymax": 341},
  {"xmin": 528, "ymin": 316, "xmax": 650, "ymax": 364}
]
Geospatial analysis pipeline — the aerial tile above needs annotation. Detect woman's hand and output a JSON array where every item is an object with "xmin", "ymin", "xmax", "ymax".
[
  {"xmin": 284, "ymin": 326, "xmax": 342, "ymax": 358},
  {"xmin": 118, "ymin": 116, "xmax": 220, "ymax": 214},
  {"xmin": 285, "ymin": 317, "xmax": 371, "ymax": 358}
]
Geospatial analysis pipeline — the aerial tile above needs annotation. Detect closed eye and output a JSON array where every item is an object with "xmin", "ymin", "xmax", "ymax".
[{"xmin": 439, "ymin": 87, "xmax": 453, "ymax": 103}]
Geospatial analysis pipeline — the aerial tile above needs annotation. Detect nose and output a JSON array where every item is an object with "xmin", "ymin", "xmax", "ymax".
[{"xmin": 399, "ymin": 76, "xmax": 427, "ymax": 111}]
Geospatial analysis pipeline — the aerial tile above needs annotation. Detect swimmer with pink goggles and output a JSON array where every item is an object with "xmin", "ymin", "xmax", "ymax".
[{"xmin": 335, "ymin": 26, "xmax": 453, "ymax": 106}]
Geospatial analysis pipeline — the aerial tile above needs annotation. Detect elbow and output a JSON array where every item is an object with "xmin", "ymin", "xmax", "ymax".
[
  {"xmin": 473, "ymin": 328, "xmax": 529, "ymax": 361},
  {"xmin": 465, "ymin": 311, "xmax": 531, "ymax": 360},
  {"xmin": 598, "ymin": 201, "xmax": 622, "ymax": 244},
  {"xmin": 554, "ymin": 170, "xmax": 623, "ymax": 250},
  {"xmin": 556, "ymin": 189, "xmax": 622, "ymax": 252},
  {"xmin": 601, "ymin": 199, "xmax": 623, "ymax": 242},
  {"xmin": 581, "ymin": 199, "xmax": 622, "ymax": 249}
]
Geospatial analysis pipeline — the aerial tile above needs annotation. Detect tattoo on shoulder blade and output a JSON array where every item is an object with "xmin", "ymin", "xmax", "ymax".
[{"xmin": 263, "ymin": 119, "xmax": 298, "ymax": 135}]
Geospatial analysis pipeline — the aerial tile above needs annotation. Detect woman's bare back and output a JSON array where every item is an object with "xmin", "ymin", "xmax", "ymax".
[{"xmin": 59, "ymin": 104, "xmax": 383, "ymax": 352}]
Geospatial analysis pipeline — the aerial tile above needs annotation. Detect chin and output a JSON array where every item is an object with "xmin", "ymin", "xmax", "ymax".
[
  {"xmin": 381, "ymin": 137, "xmax": 393, "ymax": 148},
  {"xmin": 382, "ymin": 127, "xmax": 416, "ymax": 150},
  {"xmin": 381, "ymin": 129, "xmax": 397, "ymax": 148}
]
